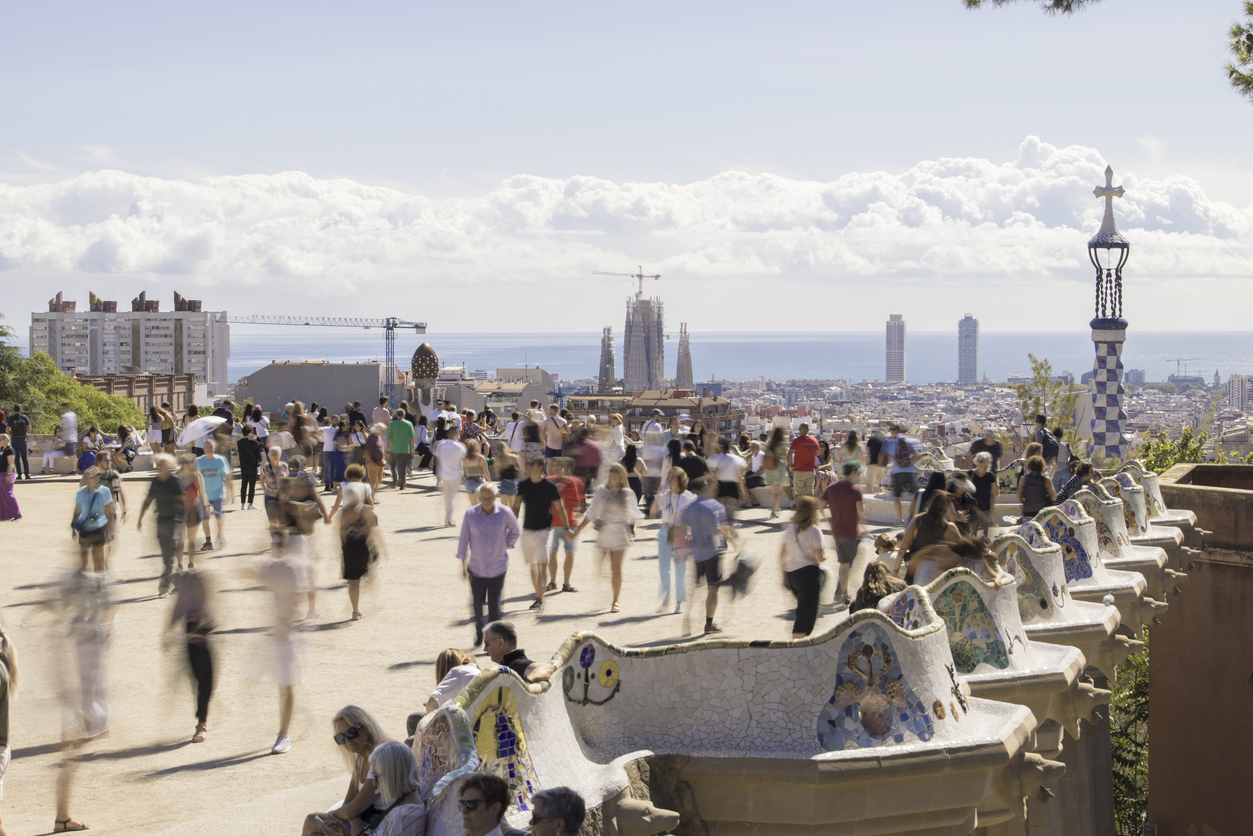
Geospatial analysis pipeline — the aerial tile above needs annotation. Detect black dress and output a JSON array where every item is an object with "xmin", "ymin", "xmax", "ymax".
[{"xmin": 341, "ymin": 518, "xmax": 372, "ymax": 580}]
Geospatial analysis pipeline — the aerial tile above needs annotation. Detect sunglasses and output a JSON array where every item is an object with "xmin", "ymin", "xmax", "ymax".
[
  {"xmin": 530, "ymin": 815, "xmax": 551, "ymax": 826},
  {"xmin": 332, "ymin": 726, "xmax": 362, "ymax": 746},
  {"xmin": 458, "ymin": 799, "xmax": 487, "ymax": 813}
]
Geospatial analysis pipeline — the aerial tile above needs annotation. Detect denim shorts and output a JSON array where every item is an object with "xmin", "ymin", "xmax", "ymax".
[
  {"xmin": 498, "ymin": 478, "xmax": 518, "ymax": 496},
  {"xmin": 208, "ymin": 498, "xmax": 223, "ymax": 517},
  {"xmin": 549, "ymin": 528, "xmax": 577, "ymax": 554},
  {"xmin": 465, "ymin": 478, "xmax": 484, "ymax": 495}
]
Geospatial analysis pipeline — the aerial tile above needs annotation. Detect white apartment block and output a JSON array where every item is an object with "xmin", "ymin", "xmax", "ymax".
[{"xmin": 31, "ymin": 291, "xmax": 230, "ymax": 396}]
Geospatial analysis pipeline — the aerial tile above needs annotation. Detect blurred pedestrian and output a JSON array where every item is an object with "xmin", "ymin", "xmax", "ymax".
[
  {"xmin": 681, "ymin": 477, "xmax": 737, "ymax": 634},
  {"xmin": 168, "ymin": 569, "xmax": 217, "ymax": 743},
  {"xmin": 365, "ymin": 423, "xmax": 387, "ymax": 495},
  {"xmin": 547, "ymin": 458, "xmax": 585, "ymax": 593},
  {"xmin": 138, "ymin": 454, "xmax": 186, "ymax": 597},
  {"xmin": 0, "ymin": 619, "xmax": 16, "ymax": 836},
  {"xmin": 821, "ymin": 461, "xmax": 865, "ymax": 608},
  {"xmin": 0, "ymin": 434, "xmax": 18, "ymax": 521},
  {"xmin": 518, "ymin": 458, "xmax": 570, "ymax": 610},
  {"xmin": 764, "ymin": 428, "xmax": 790, "ymax": 519},
  {"xmin": 195, "ymin": 439, "xmax": 232, "ymax": 552},
  {"xmin": 327, "ymin": 465, "xmax": 378, "ymax": 621},
  {"xmin": 779, "ymin": 496, "xmax": 825, "ymax": 638},
  {"xmin": 434, "ymin": 431, "xmax": 468, "ymax": 526},
  {"xmin": 71, "ymin": 467, "xmax": 114, "ymax": 572},
  {"xmin": 573, "ymin": 463, "xmax": 641, "ymax": 613},
  {"xmin": 237, "ymin": 424, "xmax": 264, "ymax": 510},
  {"xmin": 651, "ymin": 468, "xmax": 693, "ymax": 614}
]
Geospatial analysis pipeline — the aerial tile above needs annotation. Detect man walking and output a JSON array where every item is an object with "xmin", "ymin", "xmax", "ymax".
[
  {"xmin": 883, "ymin": 423, "xmax": 918, "ymax": 526},
  {"xmin": 433, "ymin": 430, "xmax": 467, "ymax": 525},
  {"xmin": 457, "ymin": 484, "xmax": 520, "ymax": 647},
  {"xmin": 372, "ymin": 396, "xmax": 392, "ymax": 429},
  {"xmin": 60, "ymin": 403, "xmax": 79, "ymax": 463},
  {"xmin": 386, "ymin": 409, "xmax": 415, "ymax": 489},
  {"xmin": 542, "ymin": 404, "xmax": 567, "ymax": 463},
  {"xmin": 547, "ymin": 458, "xmax": 586, "ymax": 593},
  {"xmin": 788, "ymin": 423, "xmax": 820, "ymax": 498},
  {"xmin": 969, "ymin": 429, "xmax": 1003, "ymax": 474},
  {"xmin": 517, "ymin": 458, "xmax": 571, "ymax": 611},
  {"xmin": 681, "ymin": 477, "xmax": 737, "ymax": 634},
  {"xmin": 6, "ymin": 405, "xmax": 30, "ymax": 480},
  {"xmin": 138, "ymin": 453, "xmax": 186, "ymax": 597},
  {"xmin": 821, "ymin": 461, "xmax": 865, "ymax": 608},
  {"xmin": 641, "ymin": 409, "xmax": 665, "ymax": 514},
  {"xmin": 195, "ymin": 439, "xmax": 232, "ymax": 551}
]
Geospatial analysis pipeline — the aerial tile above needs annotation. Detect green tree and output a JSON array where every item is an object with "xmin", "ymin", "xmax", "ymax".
[
  {"xmin": 1009, "ymin": 354, "xmax": 1082, "ymax": 435},
  {"xmin": 1137, "ymin": 427, "xmax": 1209, "ymax": 474},
  {"xmin": 1, "ymin": 351, "xmax": 144, "ymax": 434},
  {"xmin": 1110, "ymin": 629, "xmax": 1150, "ymax": 836},
  {"xmin": 0, "ymin": 314, "xmax": 24, "ymax": 401},
  {"xmin": 965, "ymin": 0, "xmax": 1253, "ymax": 104}
]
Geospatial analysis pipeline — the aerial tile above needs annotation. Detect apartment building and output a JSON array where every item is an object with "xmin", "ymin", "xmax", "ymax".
[{"xmin": 30, "ymin": 290, "xmax": 230, "ymax": 396}]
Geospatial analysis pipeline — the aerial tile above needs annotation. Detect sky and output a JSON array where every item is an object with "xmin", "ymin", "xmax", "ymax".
[{"xmin": 1, "ymin": 0, "xmax": 1251, "ymax": 338}]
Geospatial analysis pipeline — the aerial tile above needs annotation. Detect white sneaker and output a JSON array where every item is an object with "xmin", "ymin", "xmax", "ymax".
[{"xmin": 271, "ymin": 733, "xmax": 291, "ymax": 754}]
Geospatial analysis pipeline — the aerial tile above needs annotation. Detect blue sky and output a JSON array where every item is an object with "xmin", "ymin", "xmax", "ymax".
[{"xmin": 2, "ymin": 0, "xmax": 1251, "ymax": 333}]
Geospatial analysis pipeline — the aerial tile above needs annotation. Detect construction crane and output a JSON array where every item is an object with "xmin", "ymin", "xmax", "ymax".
[
  {"xmin": 593, "ymin": 265, "xmax": 660, "ymax": 298},
  {"xmin": 1167, "ymin": 358, "xmax": 1206, "ymax": 376},
  {"xmin": 227, "ymin": 315, "xmax": 427, "ymax": 404}
]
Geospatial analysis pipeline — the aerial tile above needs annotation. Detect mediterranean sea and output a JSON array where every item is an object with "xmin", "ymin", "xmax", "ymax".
[{"xmin": 227, "ymin": 329, "xmax": 1253, "ymax": 388}]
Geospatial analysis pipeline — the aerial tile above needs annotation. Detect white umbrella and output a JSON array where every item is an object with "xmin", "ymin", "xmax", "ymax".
[{"xmin": 178, "ymin": 416, "xmax": 226, "ymax": 445}]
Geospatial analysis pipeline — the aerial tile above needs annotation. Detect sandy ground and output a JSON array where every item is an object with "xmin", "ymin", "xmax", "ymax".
[{"xmin": 0, "ymin": 468, "xmax": 886, "ymax": 836}]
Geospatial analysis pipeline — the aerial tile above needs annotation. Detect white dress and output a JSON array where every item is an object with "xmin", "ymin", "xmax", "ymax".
[{"xmin": 586, "ymin": 486, "xmax": 643, "ymax": 551}]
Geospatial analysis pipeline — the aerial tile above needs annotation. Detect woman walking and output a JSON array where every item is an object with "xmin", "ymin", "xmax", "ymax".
[
  {"xmin": 494, "ymin": 443, "xmax": 521, "ymax": 514},
  {"xmin": 237, "ymin": 425, "xmax": 264, "ymax": 511},
  {"xmin": 415, "ymin": 416, "xmax": 431, "ymax": 471},
  {"xmin": 247, "ymin": 405, "xmax": 270, "ymax": 447},
  {"xmin": 169, "ymin": 569, "xmax": 217, "ymax": 743},
  {"xmin": 765, "ymin": 427, "xmax": 790, "ymax": 519},
  {"xmin": 261, "ymin": 445, "xmax": 289, "ymax": 526},
  {"xmin": 328, "ymin": 464, "xmax": 378, "ymax": 621},
  {"xmin": 573, "ymin": 463, "xmax": 642, "ymax": 613},
  {"xmin": 365, "ymin": 424, "xmax": 387, "ymax": 497},
  {"xmin": 779, "ymin": 496, "xmax": 825, "ymax": 639},
  {"xmin": 462, "ymin": 440, "xmax": 490, "ymax": 497},
  {"xmin": 71, "ymin": 467, "xmax": 114, "ymax": 572},
  {"xmin": 621, "ymin": 444, "xmax": 647, "ymax": 503},
  {"xmin": 651, "ymin": 468, "xmax": 693, "ymax": 614},
  {"xmin": 0, "ymin": 434, "xmax": 19, "ymax": 521}
]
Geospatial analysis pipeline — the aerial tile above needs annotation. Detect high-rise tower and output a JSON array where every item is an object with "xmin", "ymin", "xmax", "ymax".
[
  {"xmin": 958, "ymin": 314, "xmax": 979, "ymax": 384},
  {"xmin": 675, "ymin": 323, "xmax": 694, "ymax": 390},
  {"xmin": 885, "ymin": 314, "xmax": 906, "ymax": 383},
  {"xmin": 598, "ymin": 327, "xmax": 615, "ymax": 391}
]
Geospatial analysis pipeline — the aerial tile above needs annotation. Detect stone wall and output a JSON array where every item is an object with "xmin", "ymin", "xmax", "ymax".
[{"xmin": 1158, "ymin": 464, "xmax": 1253, "ymax": 550}]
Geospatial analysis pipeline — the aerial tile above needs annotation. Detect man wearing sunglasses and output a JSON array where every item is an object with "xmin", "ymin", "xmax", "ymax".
[
  {"xmin": 458, "ymin": 773, "xmax": 511, "ymax": 836},
  {"xmin": 530, "ymin": 787, "xmax": 586, "ymax": 836}
]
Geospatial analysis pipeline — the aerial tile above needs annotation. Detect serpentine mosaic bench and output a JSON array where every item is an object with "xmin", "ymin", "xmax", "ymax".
[
  {"xmin": 919, "ymin": 568, "xmax": 1107, "ymax": 754},
  {"xmin": 1069, "ymin": 488, "xmax": 1181, "ymax": 599},
  {"xmin": 1021, "ymin": 508, "xmax": 1164, "ymax": 639},
  {"xmin": 991, "ymin": 530, "xmax": 1139, "ymax": 681},
  {"xmin": 411, "ymin": 597, "xmax": 1061, "ymax": 835},
  {"xmin": 1098, "ymin": 475, "xmax": 1184, "ymax": 558}
]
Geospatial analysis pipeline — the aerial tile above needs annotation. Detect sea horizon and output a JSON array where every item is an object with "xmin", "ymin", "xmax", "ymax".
[{"xmin": 220, "ymin": 329, "xmax": 1252, "ymax": 388}]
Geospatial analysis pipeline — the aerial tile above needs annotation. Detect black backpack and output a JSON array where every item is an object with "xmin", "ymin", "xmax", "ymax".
[{"xmin": 1039, "ymin": 429, "xmax": 1060, "ymax": 462}]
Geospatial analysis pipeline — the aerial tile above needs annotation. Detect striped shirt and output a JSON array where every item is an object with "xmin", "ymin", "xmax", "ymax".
[{"xmin": 457, "ymin": 503, "xmax": 521, "ymax": 578}]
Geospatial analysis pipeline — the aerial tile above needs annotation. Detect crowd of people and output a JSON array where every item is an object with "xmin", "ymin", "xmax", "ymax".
[{"xmin": 1, "ymin": 390, "xmax": 1106, "ymax": 836}]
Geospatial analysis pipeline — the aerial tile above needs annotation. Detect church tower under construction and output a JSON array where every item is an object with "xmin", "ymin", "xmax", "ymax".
[
  {"xmin": 624, "ymin": 296, "xmax": 664, "ymax": 392},
  {"xmin": 675, "ymin": 323, "xmax": 693, "ymax": 390},
  {"xmin": 598, "ymin": 327, "xmax": 615, "ymax": 391}
]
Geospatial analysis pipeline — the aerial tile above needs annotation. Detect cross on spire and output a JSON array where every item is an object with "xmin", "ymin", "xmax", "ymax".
[{"xmin": 1088, "ymin": 165, "xmax": 1128, "ymax": 248}]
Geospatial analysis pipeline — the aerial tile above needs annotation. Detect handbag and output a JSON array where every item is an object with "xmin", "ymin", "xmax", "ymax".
[{"xmin": 72, "ymin": 491, "xmax": 106, "ymax": 532}]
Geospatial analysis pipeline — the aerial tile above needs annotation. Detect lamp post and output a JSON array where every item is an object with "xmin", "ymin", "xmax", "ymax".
[{"xmin": 1087, "ymin": 166, "xmax": 1130, "ymax": 462}]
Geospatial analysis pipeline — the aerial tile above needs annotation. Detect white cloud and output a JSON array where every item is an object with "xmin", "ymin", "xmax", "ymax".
[{"xmin": 2, "ymin": 136, "xmax": 1251, "ymax": 331}]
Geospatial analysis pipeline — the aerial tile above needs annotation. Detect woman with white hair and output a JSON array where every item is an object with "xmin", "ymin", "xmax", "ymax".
[
  {"xmin": 302, "ymin": 705, "xmax": 391, "ymax": 836},
  {"xmin": 365, "ymin": 741, "xmax": 426, "ymax": 836}
]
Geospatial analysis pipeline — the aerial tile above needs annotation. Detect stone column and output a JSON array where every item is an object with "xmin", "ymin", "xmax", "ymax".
[{"xmin": 1089, "ymin": 318, "xmax": 1128, "ymax": 462}]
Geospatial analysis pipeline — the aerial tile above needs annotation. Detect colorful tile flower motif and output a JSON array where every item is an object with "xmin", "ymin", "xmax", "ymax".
[
  {"xmin": 1003, "ymin": 543, "xmax": 1053, "ymax": 624},
  {"xmin": 931, "ymin": 580, "xmax": 1010, "ymax": 674},
  {"xmin": 1074, "ymin": 493, "xmax": 1118, "ymax": 556},
  {"xmin": 471, "ymin": 687, "xmax": 539, "ymax": 812},
  {"xmin": 817, "ymin": 623, "xmax": 935, "ymax": 750},
  {"xmin": 562, "ymin": 642, "xmax": 622, "ymax": 706},
  {"xmin": 1114, "ymin": 475, "xmax": 1148, "ymax": 531},
  {"xmin": 416, "ymin": 713, "xmax": 461, "ymax": 801},
  {"xmin": 1101, "ymin": 481, "xmax": 1138, "ymax": 533},
  {"xmin": 1014, "ymin": 523, "xmax": 1050, "ymax": 551},
  {"xmin": 1042, "ymin": 516, "xmax": 1093, "ymax": 582},
  {"xmin": 880, "ymin": 587, "xmax": 927, "ymax": 631}
]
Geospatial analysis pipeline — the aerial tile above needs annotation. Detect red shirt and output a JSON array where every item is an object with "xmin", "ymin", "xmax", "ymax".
[
  {"xmin": 548, "ymin": 475, "xmax": 586, "ymax": 527},
  {"xmin": 788, "ymin": 435, "xmax": 820, "ymax": 471},
  {"xmin": 822, "ymin": 480, "xmax": 863, "ymax": 539}
]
